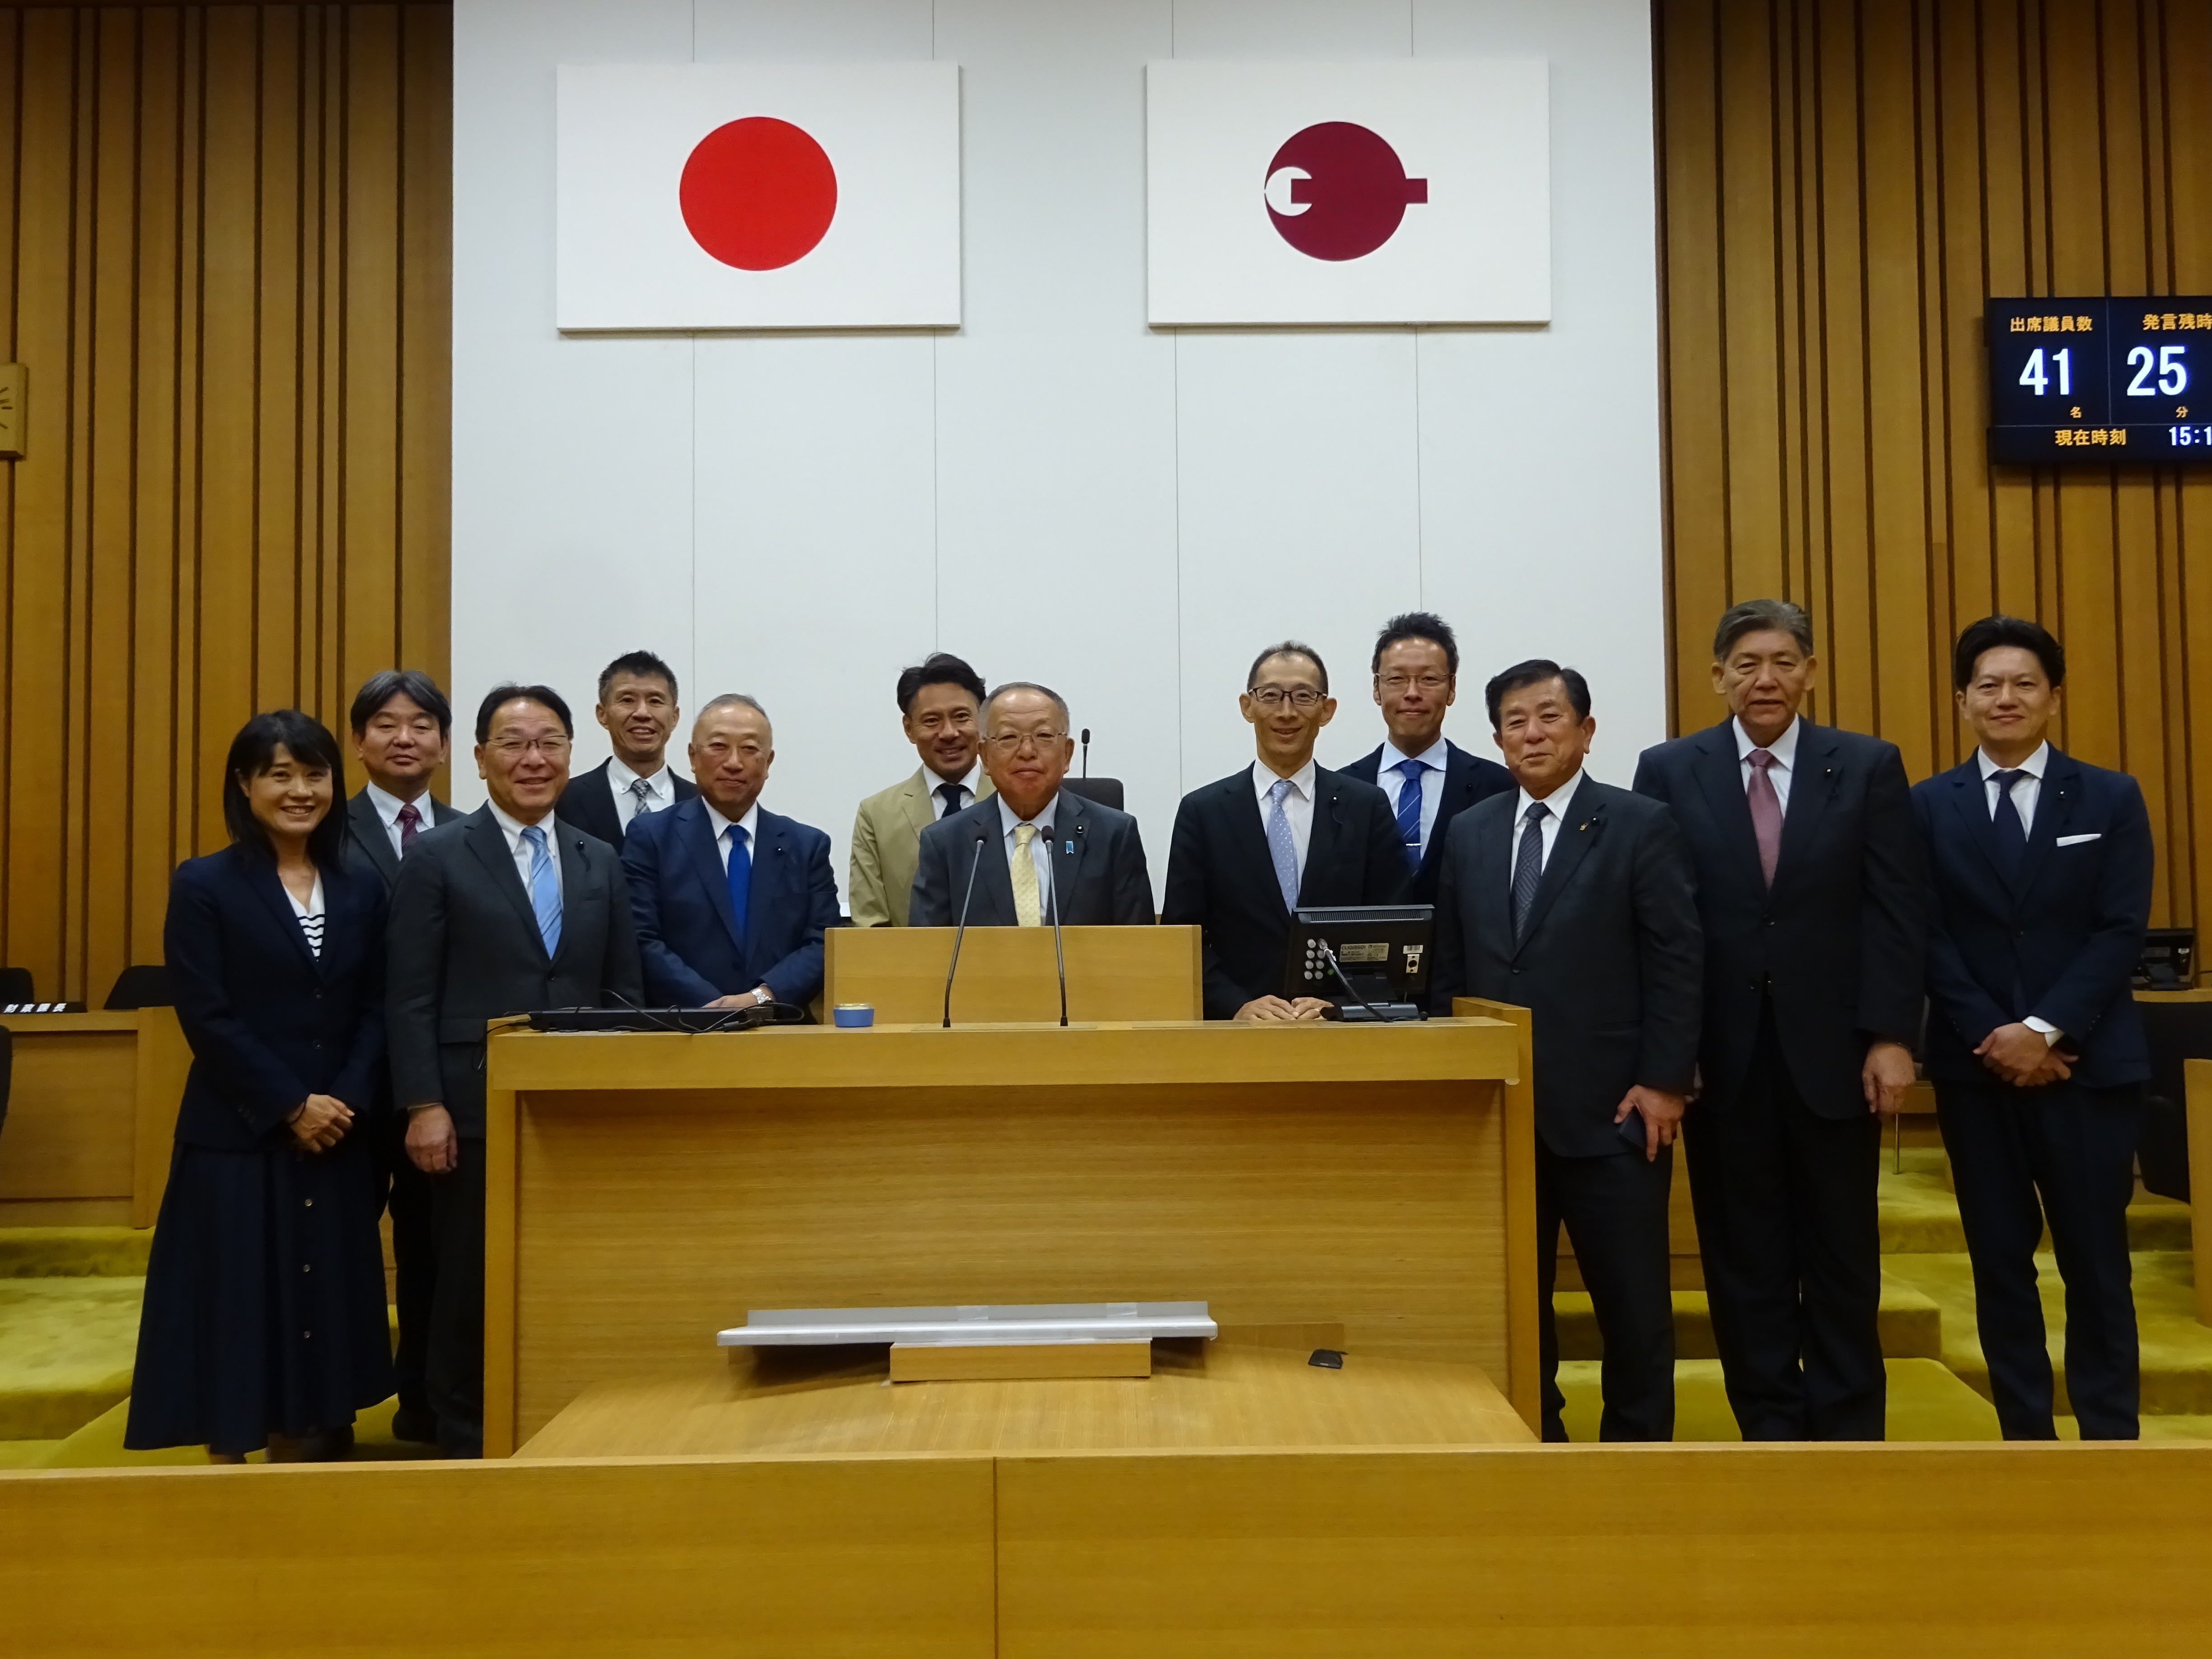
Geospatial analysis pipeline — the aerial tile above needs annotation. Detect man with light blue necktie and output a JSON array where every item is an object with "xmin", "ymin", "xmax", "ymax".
[
  {"xmin": 386, "ymin": 683, "xmax": 642, "ymax": 1457},
  {"xmin": 1162, "ymin": 642, "xmax": 1408, "ymax": 1020}
]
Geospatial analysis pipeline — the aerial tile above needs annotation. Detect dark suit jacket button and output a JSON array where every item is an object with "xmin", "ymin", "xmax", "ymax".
[
  {"xmin": 311, "ymin": 1039, "xmax": 323, "ymax": 1050},
  {"xmin": 1748, "ymin": 979, "xmax": 1760, "ymax": 991}
]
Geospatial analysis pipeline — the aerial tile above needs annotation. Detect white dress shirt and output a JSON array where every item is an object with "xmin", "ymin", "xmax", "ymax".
[
  {"xmin": 608, "ymin": 755, "xmax": 679, "ymax": 833},
  {"xmin": 1977, "ymin": 740, "xmax": 2049, "ymax": 832},
  {"xmin": 928, "ymin": 763, "xmax": 983, "ymax": 819},
  {"xmin": 1734, "ymin": 714, "xmax": 1802, "ymax": 813},
  {"xmin": 1509, "ymin": 767, "xmax": 1586, "ymax": 890},
  {"xmin": 1377, "ymin": 736, "xmax": 1448, "ymax": 860},
  {"xmin": 701, "ymin": 799, "xmax": 764, "ymax": 872},
  {"xmin": 487, "ymin": 801, "xmax": 563, "ymax": 900},
  {"xmin": 997, "ymin": 792, "xmax": 1060, "ymax": 913},
  {"xmin": 1252, "ymin": 759, "xmax": 1318, "ymax": 878},
  {"xmin": 364, "ymin": 782, "xmax": 431, "ymax": 859},
  {"xmin": 1977, "ymin": 741, "xmax": 2061, "ymax": 1042}
]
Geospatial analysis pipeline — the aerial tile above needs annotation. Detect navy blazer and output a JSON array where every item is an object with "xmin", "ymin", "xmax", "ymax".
[
  {"xmin": 908, "ymin": 791, "xmax": 1154, "ymax": 928},
  {"xmin": 1429, "ymin": 779, "xmax": 1703, "ymax": 1158},
  {"xmin": 1913, "ymin": 749, "xmax": 2152, "ymax": 1090},
  {"xmin": 164, "ymin": 844, "xmax": 388, "ymax": 1153},
  {"xmin": 1339, "ymin": 739, "xmax": 1516, "ymax": 906},
  {"xmin": 1161, "ymin": 764, "xmax": 1409, "ymax": 1019},
  {"xmin": 621, "ymin": 797, "xmax": 839, "ymax": 1007},
  {"xmin": 557, "ymin": 759, "xmax": 698, "ymax": 850},
  {"xmin": 1633, "ymin": 718, "xmax": 1926, "ymax": 1118}
]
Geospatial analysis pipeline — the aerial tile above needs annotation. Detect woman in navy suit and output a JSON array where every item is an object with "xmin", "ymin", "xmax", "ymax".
[{"xmin": 126, "ymin": 711, "xmax": 395, "ymax": 1461}]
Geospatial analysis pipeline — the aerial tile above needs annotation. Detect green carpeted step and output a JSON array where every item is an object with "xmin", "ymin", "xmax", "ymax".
[
  {"xmin": 1554, "ymin": 1278, "xmax": 1941, "ymax": 1362},
  {"xmin": 1555, "ymin": 1356, "xmax": 2001, "ymax": 1442},
  {"xmin": 0, "ymin": 1227, "xmax": 153, "ymax": 1279},
  {"xmin": 0, "ymin": 1276, "xmax": 141, "ymax": 1439},
  {"xmin": 1876, "ymin": 1156, "xmax": 2191, "ymax": 1254},
  {"xmin": 0, "ymin": 1437, "xmax": 63, "ymax": 1467}
]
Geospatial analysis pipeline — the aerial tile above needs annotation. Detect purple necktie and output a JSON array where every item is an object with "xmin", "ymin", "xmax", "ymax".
[
  {"xmin": 396, "ymin": 801, "xmax": 422, "ymax": 855},
  {"xmin": 1746, "ymin": 749, "xmax": 1782, "ymax": 889}
]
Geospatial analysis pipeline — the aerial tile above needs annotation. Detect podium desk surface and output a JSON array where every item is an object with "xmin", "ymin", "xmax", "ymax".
[
  {"xmin": 487, "ymin": 1016, "xmax": 1521, "ymax": 1094},
  {"xmin": 516, "ymin": 1340, "xmax": 1535, "ymax": 1460}
]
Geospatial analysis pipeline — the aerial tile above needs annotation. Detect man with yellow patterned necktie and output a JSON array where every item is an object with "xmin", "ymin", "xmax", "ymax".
[{"xmin": 908, "ymin": 682, "xmax": 1156, "ymax": 929}]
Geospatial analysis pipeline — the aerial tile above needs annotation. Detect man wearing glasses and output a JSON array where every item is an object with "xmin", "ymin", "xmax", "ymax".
[
  {"xmin": 909, "ymin": 682, "xmax": 1153, "ymax": 927},
  {"xmin": 386, "ymin": 683, "xmax": 642, "ymax": 1457},
  {"xmin": 1163, "ymin": 642, "xmax": 1408, "ymax": 1021},
  {"xmin": 1339, "ymin": 612, "xmax": 1514, "ymax": 906}
]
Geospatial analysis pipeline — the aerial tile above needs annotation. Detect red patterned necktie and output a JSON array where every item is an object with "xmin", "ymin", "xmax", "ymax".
[{"xmin": 1746, "ymin": 749, "xmax": 1782, "ymax": 889}]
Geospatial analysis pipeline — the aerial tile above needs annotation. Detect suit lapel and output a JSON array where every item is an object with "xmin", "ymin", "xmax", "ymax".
[
  {"xmin": 1298, "ymin": 773, "xmax": 1343, "ymax": 909},
  {"xmin": 682, "ymin": 800, "xmax": 747, "ymax": 953},
  {"xmin": 1770, "ymin": 722, "xmax": 1838, "ymax": 901},
  {"xmin": 1228, "ymin": 773, "xmax": 1286, "ymax": 918},
  {"xmin": 348, "ymin": 792, "xmax": 400, "ymax": 886},
  {"xmin": 1049, "ymin": 794, "xmax": 1088, "ymax": 919},
  {"xmin": 1475, "ymin": 798, "xmax": 1515, "ymax": 958},
  {"xmin": 2015, "ymin": 749, "xmax": 2077, "ymax": 899},
  {"xmin": 1945, "ymin": 761, "xmax": 2015, "ymax": 895},
  {"xmin": 1513, "ymin": 785, "xmax": 1603, "ymax": 957},
  {"xmin": 1691, "ymin": 720, "xmax": 1768, "ymax": 894},
  {"xmin": 900, "ymin": 769, "xmax": 937, "ymax": 846},
  {"xmin": 245, "ymin": 854, "xmax": 325, "ymax": 977},
  {"xmin": 466, "ymin": 809, "xmax": 551, "ymax": 965}
]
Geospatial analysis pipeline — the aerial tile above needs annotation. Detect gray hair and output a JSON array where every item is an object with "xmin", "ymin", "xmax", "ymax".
[
  {"xmin": 694, "ymin": 692, "xmax": 769, "ymax": 734},
  {"xmin": 983, "ymin": 681, "xmax": 1070, "ymax": 736},
  {"xmin": 1713, "ymin": 598, "xmax": 1814, "ymax": 660}
]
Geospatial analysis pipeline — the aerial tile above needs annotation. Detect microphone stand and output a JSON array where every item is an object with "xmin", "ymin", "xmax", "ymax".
[
  {"xmin": 1048, "ymin": 832, "xmax": 1069, "ymax": 1027},
  {"xmin": 942, "ymin": 830, "xmax": 989, "ymax": 1029}
]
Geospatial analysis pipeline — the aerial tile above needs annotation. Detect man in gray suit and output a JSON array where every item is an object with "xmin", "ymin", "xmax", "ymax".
[
  {"xmin": 387, "ymin": 683, "xmax": 642, "ymax": 1457},
  {"xmin": 344, "ymin": 669, "xmax": 465, "ymax": 1446},
  {"xmin": 1428, "ymin": 659, "xmax": 1703, "ymax": 1443}
]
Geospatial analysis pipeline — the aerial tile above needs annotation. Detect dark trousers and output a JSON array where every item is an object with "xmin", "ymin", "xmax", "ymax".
[
  {"xmin": 424, "ymin": 1139, "xmax": 487, "ymax": 1456},
  {"xmin": 375, "ymin": 1114, "xmax": 440, "ymax": 1434},
  {"xmin": 1537, "ymin": 1138, "xmax": 1675, "ymax": 1443},
  {"xmin": 1936, "ymin": 1078, "xmax": 2142, "ymax": 1440},
  {"xmin": 1687, "ymin": 1007, "xmax": 1885, "ymax": 1439}
]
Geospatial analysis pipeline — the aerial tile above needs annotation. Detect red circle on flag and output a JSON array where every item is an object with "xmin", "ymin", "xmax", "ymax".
[{"xmin": 679, "ymin": 117, "xmax": 838, "ymax": 271}]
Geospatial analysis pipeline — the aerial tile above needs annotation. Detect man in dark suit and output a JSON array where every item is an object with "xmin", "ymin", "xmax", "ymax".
[
  {"xmin": 1162, "ymin": 642, "xmax": 1406, "ymax": 1021},
  {"xmin": 1339, "ymin": 611, "xmax": 1514, "ymax": 905},
  {"xmin": 623, "ymin": 694, "xmax": 841, "ymax": 1010},
  {"xmin": 1430, "ymin": 660, "xmax": 1702, "ymax": 1441},
  {"xmin": 388, "ymin": 683, "xmax": 643, "ymax": 1457},
  {"xmin": 342, "ymin": 669, "xmax": 464, "ymax": 1446},
  {"xmin": 1633, "ymin": 598, "xmax": 1925, "ymax": 1441},
  {"xmin": 911, "ymin": 682, "xmax": 1153, "ymax": 928},
  {"xmin": 1917, "ymin": 615, "xmax": 2153, "ymax": 1439},
  {"xmin": 554, "ymin": 649, "xmax": 697, "ymax": 848}
]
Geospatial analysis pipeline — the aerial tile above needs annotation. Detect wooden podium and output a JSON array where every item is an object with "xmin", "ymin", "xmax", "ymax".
[
  {"xmin": 823, "ymin": 923, "xmax": 1203, "ymax": 1023},
  {"xmin": 482, "ymin": 1016, "xmax": 1535, "ymax": 1454}
]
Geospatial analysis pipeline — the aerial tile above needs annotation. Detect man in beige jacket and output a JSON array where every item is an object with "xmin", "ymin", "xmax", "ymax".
[{"xmin": 848, "ymin": 653, "xmax": 994, "ymax": 926}]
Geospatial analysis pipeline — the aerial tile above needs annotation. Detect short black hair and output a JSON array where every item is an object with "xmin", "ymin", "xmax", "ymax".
[
  {"xmin": 1484, "ymin": 659, "xmax": 1593, "ymax": 728},
  {"xmin": 348, "ymin": 669, "xmax": 452, "ymax": 738},
  {"xmin": 1372, "ymin": 611, "xmax": 1458, "ymax": 675},
  {"xmin": 597, "ymin": 650, "xmax": 678, "ymax": 704},
  {"xmin": 475, "ymin": 684, "xmax": 575, "ymax": 745},
  {"xmin": 1953, "ymin": 614, "xmax": 2065, "ymax": 690},
  {"xmin": 1713, "ymin": 598, "xmax": 1815, "ymax": 659},
  {"xmin": 221, "ymin": 710, "xmax": 349, "ymax": 867},
  {"xmin": 895, "ymin": 652, "xmax": 986, "ymax": 714},
  {"xmin": 1246, "ymin": 640, "xmax": 1329, "ymax": 694}
]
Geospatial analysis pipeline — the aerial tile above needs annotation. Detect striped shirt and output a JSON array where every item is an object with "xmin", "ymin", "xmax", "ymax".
[{"xmin": 288, "ymin": 874, "xmax": 326, "ymax": 960}]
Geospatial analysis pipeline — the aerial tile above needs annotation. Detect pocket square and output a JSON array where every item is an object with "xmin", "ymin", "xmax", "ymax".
[{"xmin": 2055, "ymin": 833, "xmax": 2101, "ymax": 847}]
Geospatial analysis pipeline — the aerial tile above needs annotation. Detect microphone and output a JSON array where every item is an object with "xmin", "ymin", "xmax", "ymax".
[
  {"xmin": 1048, "ymin": 821, "xmax": 1070, "ymax": 1027},
  {"xmin": 942, "ymin": 829, "xmax": 990, "ymax": 1028},
  {"xmin": 1080, "ymin": 729, "xmax": 1091, "ymax": 778}
]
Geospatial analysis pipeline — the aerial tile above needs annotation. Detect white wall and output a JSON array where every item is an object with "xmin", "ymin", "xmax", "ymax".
[{"xmin": 451, "ymin": 0, "xmax": 1667, "ymax": 907}]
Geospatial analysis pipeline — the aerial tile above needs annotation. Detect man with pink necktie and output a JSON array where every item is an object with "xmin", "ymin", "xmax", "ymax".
[{"xmin": 1633, "ymin": 599, "xmax": 1926, "ymax": 1443}]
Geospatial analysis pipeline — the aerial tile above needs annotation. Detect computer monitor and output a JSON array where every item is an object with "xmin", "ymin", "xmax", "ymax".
[{"xmin": 1280, "ymin": 904, "xmax": 1434, "ymax": 1014}]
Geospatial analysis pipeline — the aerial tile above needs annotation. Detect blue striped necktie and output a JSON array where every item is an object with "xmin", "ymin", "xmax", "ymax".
[
  {"xmin": 521, "ymin": 824, "xmax": 562, "ymax": 957},
  {"xmin": 1393, "ymin": 758, "xmax": 1426, "ymax": 871}
]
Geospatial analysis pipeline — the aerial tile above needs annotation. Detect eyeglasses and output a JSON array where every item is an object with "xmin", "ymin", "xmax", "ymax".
[
  {"xmin": 485, "ymin": 736, "xmax": 571, "ymax": 758},
  {"xmin": 1378, "ymin": 673, "xmax": 1451, "ymax": 694},
  {"xmin": 1247, "ymin": 686, "xmax": 1323, "ymax": 710},
  {"xmin": 981, "ymin": 730, "xmax": 1067, "ymax": 755}
]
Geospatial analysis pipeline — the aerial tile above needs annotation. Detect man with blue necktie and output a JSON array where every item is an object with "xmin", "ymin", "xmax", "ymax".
[
  {"xmin": 1339, "ymin": 612, "xmax": 1514, "ymax": 905},
  {"xmin": 1914, "ymin": 615, "xmax": 2154, "ymax": 1440},
  {"xmin": 623, "ymin": 695, "xmax": 840, "ymax": 1011},
  {"xmin": 386, "ymin": 684, "xmax": 641, "ymax": 1457}
]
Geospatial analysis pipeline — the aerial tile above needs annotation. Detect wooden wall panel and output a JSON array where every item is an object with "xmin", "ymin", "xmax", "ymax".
[
  {"xmin": 1659, "ymin": 0, "xmax": 2212, "ymax": 932},
  {"xmin": 0, "ymin": 4, "xmax": 450, "ymax": 1003}
]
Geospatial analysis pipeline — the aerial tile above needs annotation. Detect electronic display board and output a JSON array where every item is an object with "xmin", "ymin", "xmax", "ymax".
[{"xmin": 1987, "ymin": 297, "xmax": 2211, "ymax": 464}]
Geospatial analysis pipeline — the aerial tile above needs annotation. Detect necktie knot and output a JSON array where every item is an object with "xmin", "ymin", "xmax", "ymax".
[
  {"xmin": 1992, "ymin": 768, "xmax": 2025, "ymax": 795},
  {"xmin": 936, "ymin": 781, "xmax": 965, "ymax": 817},
  {"xmin": 1523, "ymin": 800, "xmax": 1550, "ymax": 826},
  {"xmin": 1397, "ymin": 758, "xmax": 1426, "ymax": 781},
  {"xmin": 628, "ymin": 776, "xmax": 652, "ymax": 803},
  {"xmin": 396, "ymin": 802, "xmax": 421, "ymax": 827},
  {"xmin": 1748, "ymin": 748, "xmax": 1775, "ymax": 773},
  {"xmin": 1014, "ymin": 823, "xmax": 1035, "ymax": 849},
  {"xmin": 728, "ymin": 824, "xmax": 748, "ymax": 850},
  {"xmin": 521, "ymin": 824, "xmax": 546, "ymax": 850},
  {"xmin": 1270, "ymin": 778, "xmax": 1294, "ymax": 806}
]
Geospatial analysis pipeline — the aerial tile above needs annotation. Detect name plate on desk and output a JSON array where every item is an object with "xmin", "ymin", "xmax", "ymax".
[{"xmin": 719, "ymin": 1300, "xmax": 1218, "ymax": 1348}]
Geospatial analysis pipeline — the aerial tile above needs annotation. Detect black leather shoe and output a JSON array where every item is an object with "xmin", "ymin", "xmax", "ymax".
[{"xmin": 390, "ymin": 1406, "xmax": 440, "ymax": 1445}]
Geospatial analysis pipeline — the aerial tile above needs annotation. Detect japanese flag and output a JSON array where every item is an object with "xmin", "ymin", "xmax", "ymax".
[
  {"xmin": 1146, "ymin": 60, "xmax": 1551, "ymax": 327},
  {"xmin": 557, "ymin": 63, "xmax": 961, "ymax": 331}
]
